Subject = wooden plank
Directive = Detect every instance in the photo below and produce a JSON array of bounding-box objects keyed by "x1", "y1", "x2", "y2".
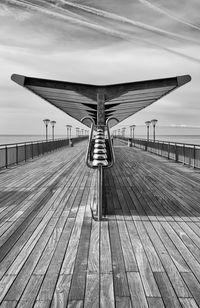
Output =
[
  {"x1": 181, "y1": 272, "x2": 200, "y2": 305},
  {"x1": 100, "y1": 274, "x2": 115, "y2": 308},
  {"x1": 115, "y1": 297, "x2": 132, "y2": 308},
  {"x1": 84, "y1": 273, "x2": 99, "y2": 308},
  {"x1": 100, "y1": 221, "x2": 112, "y2": 274},
  {"x1": 108, "y1": 219, "x2": 130, "y2": 297},
  {"x1": 147, "y1": 297, "x2": 165, "y2": 308},
  {"x1": 127, "y1": 272, "x2": 148, "y2": 308},
  {"x1": 5, "y1": 215, "x2": 58, "y2": 300},
  {"x1": 0, "y1": 301, "x2": 17, "y2": 308},
  {"x1": 154, "y1": 272, "x2": 182, "y2": 308},
  {"x1": 115, "y1": 211, "x2": 138, "y2": 272},
  {"x1": 126, "y1": 221, "x2": 160, "y2": 297},
  {"x1": 68, "y1": 216, "x2": 92, "y2": 301},
  {"x1": 161, "y1": 221, "x2": 200, "y2": 282},
  {"x1": 67, "y1": 300, "x2": 83, "y2": 308},
  {"x1": 51, "y1": 274, "x2": 72, "y2": 308},
  {"x1": 144, "y1": 221, "x2": 190, "y2": 297},
  {"x1": 33, "y1": 300, "x2": 51, "y2": 308},
  {"x1": 152, "y1": 221, "x2": 190, "y2": 273},
  {"x1": 87, "y1": 219, "x2": 99, "y2": 273},
  {"x1": 179, "y1": 298, "x2": 199, "y2": 308},
  {"x1": 17, "y1": 275, "x2": 43, "y2": 307},
  {"x1": 134, "y1": 220, "x2": 164, "y2": 272}
]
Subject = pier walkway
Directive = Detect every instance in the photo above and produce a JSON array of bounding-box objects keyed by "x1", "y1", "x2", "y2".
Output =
[{"x1": 0, "y1": 140, "x2": 200, "y2": 307}]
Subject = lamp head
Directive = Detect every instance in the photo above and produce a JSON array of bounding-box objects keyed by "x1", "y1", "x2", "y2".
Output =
[
  {"x1": 145, "y1": 121, "x2": 151, "y2": 127},
  {"x1": 50, "y1": 120, "x2": 56, "y2": 127},
  {"x1": 43, "y1": 119, "x2": 50, "y2": 126},
  {"x1": 151, "y1": 119, "x2": 158, "y2": 126}
]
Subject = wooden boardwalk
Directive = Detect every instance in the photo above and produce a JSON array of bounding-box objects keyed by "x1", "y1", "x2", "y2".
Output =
[{"x1": 0, "y1": 140, "x2": 200, "y2": 307}]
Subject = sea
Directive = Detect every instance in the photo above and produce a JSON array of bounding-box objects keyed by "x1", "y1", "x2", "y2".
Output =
[
  {"x1": 0, "y1": 134, "x2": 200, "y2": 146},
  {"x1": 0, "y1": 135, "x2": 67, "y2": 145},
  {"x1": 137, "y1": 135, "x2": 200, "y2": 145}
]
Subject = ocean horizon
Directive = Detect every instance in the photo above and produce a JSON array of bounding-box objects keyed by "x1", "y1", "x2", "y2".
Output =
[
  {"x1": 0, "y1": 134, "x2": 200, "y2": 146},
  {"x1": 0, "y1": 134, "x2": 68, "y2": 145}
]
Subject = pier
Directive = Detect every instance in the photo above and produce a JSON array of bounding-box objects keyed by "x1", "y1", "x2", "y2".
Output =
[{"x1": 0, "y1": 139, "x2": 200, "y2": 307}]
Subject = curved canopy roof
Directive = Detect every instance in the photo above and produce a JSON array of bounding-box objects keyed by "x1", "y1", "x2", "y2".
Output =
[{"x1": 11, "y1": 74, "x2": 191, "y2": 127}]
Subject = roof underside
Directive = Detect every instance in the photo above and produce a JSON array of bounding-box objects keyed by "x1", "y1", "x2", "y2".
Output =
[{"x1": 11, "y1": 74, "x2": 191, "y2": 128}]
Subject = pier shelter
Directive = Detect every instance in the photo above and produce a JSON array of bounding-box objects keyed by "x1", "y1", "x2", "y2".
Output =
[{"x1": 1, "y1": 73, "x2": 200, "y2": 307}]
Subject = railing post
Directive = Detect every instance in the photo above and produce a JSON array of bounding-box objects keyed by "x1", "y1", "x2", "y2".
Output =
[
  {"x1": 97, "y1": 165, "x2": 103, "y2": 221},
  {"x1": 168, "y1": 142, "x2": 170, "y2": 159},
  {"x1": 25, "y1": 143, "x2": 27, "y2": 162},
  {"x1": 16, "y1": 144, "x2": 18, "y2": 165},
  {"x1": 5, "y1": 146, "x2": 8, "y2": 168},
  {"x1": 193, "y1": 145, "x2": 196, "y2": 168},
  {"x1": 183, "y1": 144, "x2": 185, "y2": 165},
  {"x1": 175, "y1": 143, "x2": 178, "y2": 162},
  {"x1": 32, "y1": 143, "x2": 34, "y2": 159}
]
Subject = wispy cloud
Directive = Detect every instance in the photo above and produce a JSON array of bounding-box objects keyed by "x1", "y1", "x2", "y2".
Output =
[
  {"x1": 138, "y1": 0, "x2": 200, "y2": 32},
  {"x1": 170, "y1": 124, "x2": 200, "y2": 128},
  {"x1": 60, "y1": 0, "x2": 200, "y2": 45},
  {"x1": 2, "y1": 0, "x2": 200, "y2": 63}
]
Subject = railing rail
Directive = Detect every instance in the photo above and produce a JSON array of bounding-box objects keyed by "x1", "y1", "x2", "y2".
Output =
[
  {"x1": 115, "y1": 136, "x2": 200, "y2": 169},
  {"x1": 0, "y1": 136, "x2": 88, "y2": 169}
]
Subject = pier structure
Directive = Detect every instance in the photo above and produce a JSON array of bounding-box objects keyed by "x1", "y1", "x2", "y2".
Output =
[
  {"x1": 11, "y1": 73, "x2": 191, "y2": 221},
  {"x1": 0, "y1": 139, "x2": 200, "y2": 307},
  {"x1": 1, "y1": 73, "x2": 199, "y2": 306}
]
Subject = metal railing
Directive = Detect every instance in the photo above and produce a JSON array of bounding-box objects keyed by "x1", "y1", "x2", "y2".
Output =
[
  {"x1": 0, "y1": 136, "x2": 88, "y2": 169},
  {"x1": 115, "y1": 136, "x2": 200, "y2": 169}
]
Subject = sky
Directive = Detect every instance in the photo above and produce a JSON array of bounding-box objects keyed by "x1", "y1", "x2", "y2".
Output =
[{"x1": 0, "y1": 0, "x2": 200, "y2": 137}]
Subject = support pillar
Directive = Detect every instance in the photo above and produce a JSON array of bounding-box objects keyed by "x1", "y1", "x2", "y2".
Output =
[{"x1": 97, "y1": 91, "x2": 105, "y2": 129}]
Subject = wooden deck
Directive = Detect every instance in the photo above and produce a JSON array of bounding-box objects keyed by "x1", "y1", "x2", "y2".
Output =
[{"x1": 0, "y1": 140, "x2": 200, "y2": 307}]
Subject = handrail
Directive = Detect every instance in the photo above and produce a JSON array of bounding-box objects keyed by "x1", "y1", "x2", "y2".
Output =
[
  {"x1": 116, "y1": 136, "x2": 200, "y2": 148},
  {"x1": 82, "y1": 116, "x2": 119, "y2": 221},
  {"x1": 116, "y1": 136, "x2": 200, "y2": 169},
  {"x1": 81, "y1": 116, "x2": 95, "y2": 168},
  {"x1": 0, "y1": 136, "x2": 87, "y2": 169},
  {"x1": 106, "y1": 117, "x2": 119, "y2": 168},
  {"x1": 0, "y1": 137, "x2": 83, "y2": 148}
]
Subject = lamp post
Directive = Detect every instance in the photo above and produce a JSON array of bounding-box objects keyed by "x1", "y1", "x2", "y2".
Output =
[
  {"x1": 43, "y1": 119, "x2": 50, "y2": 142},
  {"x1": 130, "y1": 125, "x2": 136, "y2": 139},
  {"x1": 145, "y1": 121, "x2": 151, "y2": 142},
  {"x1": 66, "y1": 125, "x2": 72, "y2": 141},
  {"x1": 151, "y1": 119, "x2": 158, "y2": 142},
  {"x1": 122, "y1": 127, "x2": 126, "y2": 138},
  {"x1": 50, "y1": 121, "x2": 56, "y2": 141}
]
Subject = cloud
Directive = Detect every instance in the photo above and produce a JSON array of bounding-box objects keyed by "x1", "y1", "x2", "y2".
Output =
[
  {"x1": 1, "y1": 0, "x2": 200, "y2": 64},
  {"x1": 170, "y1": 124, "x2": 200, "y2": 128},
  {"x1": 1, "y1": 0, "x2": 200, "y2": 134},
  {"x1": 137, "y1": 0, "x2": 200, "y2": 32}
]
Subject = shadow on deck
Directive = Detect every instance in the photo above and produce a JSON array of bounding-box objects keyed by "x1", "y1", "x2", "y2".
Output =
[{"x1": 0, "y1": 140, "x2": 200, "y2": 308}]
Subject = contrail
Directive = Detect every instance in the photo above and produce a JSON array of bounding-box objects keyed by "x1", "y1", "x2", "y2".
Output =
[
  {"x1": 60, "y1": 0, "x2": 200, "y2": 45},
  {"x1": 5, "y1": 0, "x2": 200, "y2": 64},
  {"x1": 16, "y1": 0, "x2": 87, "y2": 21},
  {"x1": 138, "y1": 0, "x2": 200, "y2": 32}
]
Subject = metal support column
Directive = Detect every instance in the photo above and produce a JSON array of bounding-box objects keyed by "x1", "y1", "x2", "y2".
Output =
[{"x1": 97, "y1": 91, "x2": 105, "y2": 129}]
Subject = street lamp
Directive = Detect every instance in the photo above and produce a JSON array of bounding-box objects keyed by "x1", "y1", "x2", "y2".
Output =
[
  {"x1": 145, "y1": 121, "x2": 151, "y2": 142},
  {"x1": 50, "y1": 121, "x2": 56, "y2": 141},
  {"x1": 66, "y1": 125, "x2": 72, "y2": 140},
  {"x1": 122, "y1": 127, "x2": 126, "y2": 137},
  {"x1": 43, "y1": 119, "x2": 50, "y2": 141},
  {"x1": 130, "y1": 125, "x2": 136, "y2": 139},
  {"x1": 76, "y1": 127, "x2": 79, "y2": 137},
  {"x1": 151, "y1": 119, "x2": 158, "y2": 142}
]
